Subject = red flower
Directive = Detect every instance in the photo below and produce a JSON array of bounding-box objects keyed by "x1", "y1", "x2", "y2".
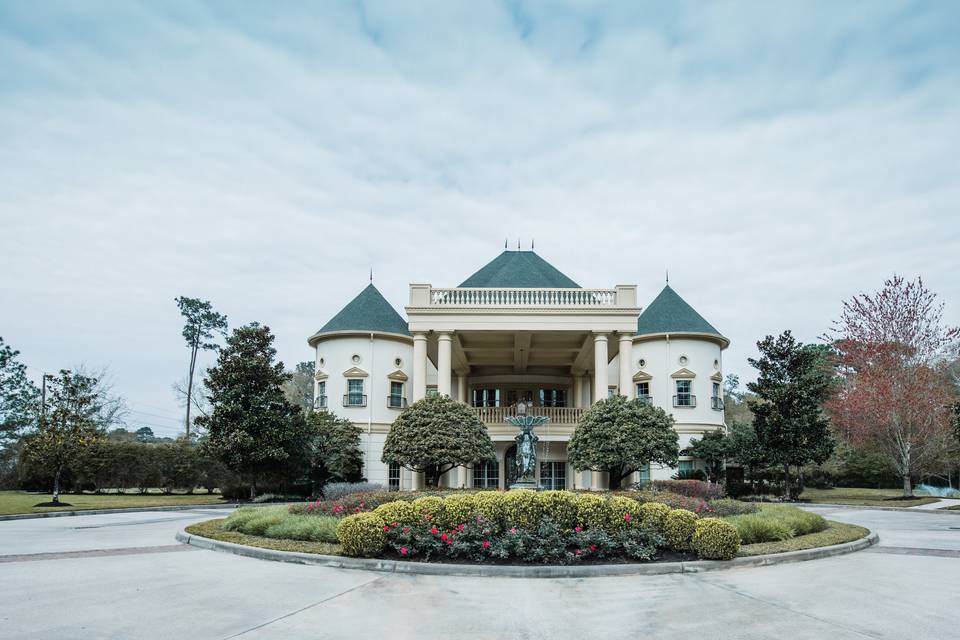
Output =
[
  {"x1": 482, "y1": 540, "x2": 491, "y2": 549},
  {"x1": 623, "y1": 513, "x2": 633, "y2": 522},
  {"x1": 589, "y1": 544, "x2": 597, "y2": 552},
  {"x1": 574, "y1": 526, "x2": 582, "y2": 533},
  {"x1": 403, "y1": 527, "x2": 410, "y2": 534},
  {"x1": 400, "y1": 547, "x2": 408, "y2": 556},
  {"x1": 383, "y1": 525, "x2": 390, "y2": 532},
  {"x1": 457, "y1": 524, "x2": 465, "y2": 531},
  {"x1": 431, "y1": 526, "x2": 439, "y2": 535},
  {"x1": 440, "y1": 533, "x2": 448, "y2": 542},
  {"x1": 575, "y1": 549, "x2": 583, "y2": 556}
]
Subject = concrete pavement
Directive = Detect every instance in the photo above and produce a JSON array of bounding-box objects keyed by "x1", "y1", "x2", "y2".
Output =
[{"x1": 0, "y1": 506, "x2": 958, "y2": 639}]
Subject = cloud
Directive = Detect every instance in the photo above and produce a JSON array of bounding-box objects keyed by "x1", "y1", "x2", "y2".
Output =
[{"x1": 1, "y1": 1, "x2": 958, "y2": 435}]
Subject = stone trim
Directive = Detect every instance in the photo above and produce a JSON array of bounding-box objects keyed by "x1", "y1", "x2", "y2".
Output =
[
  {"x1": 342, "y1": 366, "x2": 369, "y2": 378},
  {"x1": 670, "y1": 368, "x2": 696, "y2": 379}
]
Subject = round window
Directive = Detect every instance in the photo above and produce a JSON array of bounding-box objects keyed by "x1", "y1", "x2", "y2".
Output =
[
  {"x1": 318, "y1": 357, "x2": 325, "y2": 367},
  {"x1": 714, "y1": 359, "x2": 720, "y2": 369},
  {"x1": 637, "y1": 358, "x2": 647, "y2": 369},
  {"x1": 679, "y1": 355, "x2": 688, "y2": 366},
  {"x1": 394, "y1": 357, "x2": 403, "y2": 368},
  {"x1": 351, "y1": 354, "x2": 361, "y2": 364}
]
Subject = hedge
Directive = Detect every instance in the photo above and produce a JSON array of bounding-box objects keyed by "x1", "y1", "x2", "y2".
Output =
[
  {"x1": 691, "y1": 518, "x2": 740, "y2": 560},
  {"x1": 336, "y1": 512, "x2": 388, "y2": 557}
]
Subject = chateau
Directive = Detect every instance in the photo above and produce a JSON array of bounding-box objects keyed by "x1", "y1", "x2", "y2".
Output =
[{"x1": 308, "y1": 250, "x2": 728, "y2": 491}]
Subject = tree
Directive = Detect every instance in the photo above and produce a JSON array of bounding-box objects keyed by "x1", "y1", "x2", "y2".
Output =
[
  {"x1": 305, "y1": 410, "x2": 364, "y2": 490},
  {"x1": 748, "y1": 331, "x2": 835, "y2": 498},
  {"x1": 283, "y1": 361, "x2": 316, "y2": 416},
  {"x1": 0, "y1": 337, "x2": 39, "y2": 448},
  {"x1": 568, "y1": 395, "x2": 679, "y2": 490},
  {"x1": 175, "y1": 297, "x2": 228, "y2": 439},
  {"x1": 23, "y1": 370, "x2": 109, "y2": 503},
  {"x1": 722, "y1": 373, "x2": 754, "y2": 424},
  {"x1": 727, "y1": 420, "x2": 766, "y2": 482},
  {"x1": 196, "y1": 323, "x2": 306, "y2": 499},
  {"x1": 827, "y1": 276, "x2": 959, "y2": 497},
  {"x1": 687, "y1": 429, "x2": 729, "y2": 483},
  {"x1": 135, "y1": 426, "x2": 156, "y2": 443},
  {"x1": 381, "y1": 395, "x2": 496, "y2": 487}
]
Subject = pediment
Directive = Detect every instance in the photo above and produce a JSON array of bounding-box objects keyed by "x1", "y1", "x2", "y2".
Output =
[
  {"x1": 387, "y1": 369, "x2": 408, "y2": 382},
  {"x1": 632, "y1": 370, "x2": 653, "y2": 382},
  {"x1": 314, "y1": 370, "x2": 329, "y2": 381},
  {"x1": 710, "y1": 371, "x2": 723, "y2": 382},
  {"x1": 342, "y1": 366, "x2": 369, "y2": 378},
  {"x1": 670, "y1": 368, "x2": 696, "y2": 379}
]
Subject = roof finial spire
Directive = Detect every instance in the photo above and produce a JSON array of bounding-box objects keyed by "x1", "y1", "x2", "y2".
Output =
[
  {"x1": 370, "y1": 267, "x2": 373, "y2": 283},
  {"x1": 665, "y1": 269, "x2": 669, "y2": 285},
  {"x1": 517, "y1": 238, "x2": 520, "y2": 250},
  {"x1": 531, "y1": 238, "x2": 535, "y2": 250},
  {"x1": 504, "y1": 238, "x2": 508, "y2": 250}
]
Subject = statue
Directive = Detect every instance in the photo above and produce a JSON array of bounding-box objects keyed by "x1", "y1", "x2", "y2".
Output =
[{"x1": 506, "y1": 402, "x2": 548, "y2": 490}]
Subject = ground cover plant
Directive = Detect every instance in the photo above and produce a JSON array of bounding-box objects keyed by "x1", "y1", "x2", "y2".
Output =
[
  {"x1": 223, "y1": 506, "x2": 338, "y2": 543},
  {"x1": 724, "y1": 504, "x2": 828, "y2": 544}
]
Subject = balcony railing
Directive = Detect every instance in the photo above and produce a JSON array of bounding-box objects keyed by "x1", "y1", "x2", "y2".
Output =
[
  {"x1": 428, "y1": 287, "x2": 619, "y2": 307},
  {"x1": 673, "y1": 394, "x2": 697, "y2": 408},
  {"x1": 343, "y1": 394, "x2": 367, "y2": 408},
  {"x1": 637, "y1": 394, "x2": 653, "y2": 404},
  {"x1": 470, "y1": 405, "x2": 586, "y2": 426},
  {"x1": 315, "y1": 395, "x2": 327, "y2": 409},
  {"x1": 387, "y1": 395, "x2": 408, "y2": 409}
]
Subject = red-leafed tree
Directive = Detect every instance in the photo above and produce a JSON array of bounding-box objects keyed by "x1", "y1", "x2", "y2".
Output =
[{"x1": 827, "y1": 276, "x2": 960, "y2": 497}]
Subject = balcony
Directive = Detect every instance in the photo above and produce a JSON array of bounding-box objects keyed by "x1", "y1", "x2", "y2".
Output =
[
  {"x1": 672, "y1": 394, "x2": 697, "y2": 408},
  {"x1": 315, "y1": 395, "x2": 328, "y2": 409},
  {"x1": 387, "y1": 395, "x2": 408, "y2": 410},
  {"x1": 426, "y1": 287, "x2": 622, "y2": 308},
  {"x1": 470, "y1": 405, "x2": 586, "y2": 426},
  {"x1": 343, "y1": 394, "x2": 367, "y2": 408},
  {"x1": 637, "y1": 394, "x2": 653, "y2": 404},
  {"x1": 711, "y1": 396, "x2": 724, "y2": 410}
]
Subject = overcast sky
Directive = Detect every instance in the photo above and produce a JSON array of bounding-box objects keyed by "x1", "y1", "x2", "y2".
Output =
[{"x1": 2, "y1": 1, "x2": 958, "y2": 437}]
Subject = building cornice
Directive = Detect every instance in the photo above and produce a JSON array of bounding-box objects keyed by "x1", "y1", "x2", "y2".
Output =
[
  {"x1": 633, "y1": 331, "x2": 730, "y2": 349},
  {"x1": 308, "y1": 330, "x2": 414, "y2": 348}
]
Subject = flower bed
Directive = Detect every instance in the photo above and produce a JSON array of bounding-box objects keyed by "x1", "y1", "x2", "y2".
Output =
[{"x1": 335, "y1": 490, "x2": 740, "y2": 563}]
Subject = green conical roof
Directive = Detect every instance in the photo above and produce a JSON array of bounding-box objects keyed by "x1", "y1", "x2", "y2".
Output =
[
  {"x1": 637, "y1": 285, "x2": 725, "y2": 341},
  {"x1": 316, "y1": 284, "x2": 410, "y2": 336},
  {"x1": 459, "y1": 250, "x2": 580, "y2": 288}
]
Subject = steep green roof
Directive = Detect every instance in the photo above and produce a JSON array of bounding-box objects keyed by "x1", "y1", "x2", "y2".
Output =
[
  {"x1": 459, "y1": 251, "x2": 580, "y2": 288},
  {"x1": 637, "y1": 285, "x2": 725, "y2": 340},
  {"x1": 316, "y1": 284, "x2": 410, "y2": 336}
]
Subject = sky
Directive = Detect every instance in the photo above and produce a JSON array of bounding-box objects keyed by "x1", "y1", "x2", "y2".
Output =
[{"x1": 2, "y1": 1, "x2": 959, "y2": 438}]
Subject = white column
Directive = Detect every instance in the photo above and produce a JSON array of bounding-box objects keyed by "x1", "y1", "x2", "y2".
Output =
[
  {"x1": 619, "y1": 334, "x2": 633, "y2": 397},
  {"x1": 457, "y1": 373, "x2": 467, "y2": 404},
  {"x1": 591, "y1": 470, "x2": 608, "y2": 491},
  {"x1": 412, "y1": 333, "x2": 427, "y2": 401},
  {"x1": 437, "y1": 332, "x2": 452, "y2": 397},
  {"x1": 593, "y1": 333, "x2": 609, "y2": 403},
  {"x1": 464, "y1": 464, "x2": 474, "y2": 489},
  {"x1": 573, "y1": 376, "x2": 583, "y2": 408}
]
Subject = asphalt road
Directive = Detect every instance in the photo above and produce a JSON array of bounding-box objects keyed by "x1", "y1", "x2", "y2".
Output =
[{"x1": 1, "y1": 505, "x2": 958, "y2": 639}]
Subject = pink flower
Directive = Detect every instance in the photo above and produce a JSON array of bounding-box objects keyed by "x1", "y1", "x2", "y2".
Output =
[
  {"x1": 575, "y1": 549, "x2": 583, "y2": 556},
  {"x1": 482, "y1": 540, "x2": 491, "y2": 549},
  {"x1": 574, "y1": 526, "x2": 582, "y2": 533},
  {"x1": 457, "y1": 524, "x2": 465, "y2": 532},
  {"x1": 400, "y1": 547, "x2": 408, "y2": 556},
  {"x1": 431, "y1": 526, "x2": 439, "y2": 535},
  {"x1": 623, "y1": 513, "x2": 633, "y2": 522},
  {"x1": 440, "y1": 533, "x2": 448, "y2": 542},
  {"x1": 589, "y1": 544, "x2": 597, "y2": 552},
  {"x1": 509, "y1": 527, "x2": 517, "y2": 535},
  {"x1": 403, "y1": 527, "x2": 410, "y2": 534},
  {"x1": 383, "y1": 525, "x2": 390, "y2": 532}
]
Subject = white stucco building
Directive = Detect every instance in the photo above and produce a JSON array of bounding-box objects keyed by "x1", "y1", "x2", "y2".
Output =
[{"x1": 307, "y1": 250, "x2": 729, "y2": 491}]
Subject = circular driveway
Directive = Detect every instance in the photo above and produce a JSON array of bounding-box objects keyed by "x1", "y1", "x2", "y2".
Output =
[{"x1": 1, "y1": 506, "x2": 957, "y2": 639}]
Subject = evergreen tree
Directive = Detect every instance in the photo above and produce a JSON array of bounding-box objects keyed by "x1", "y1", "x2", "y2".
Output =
[
  {"x1": 748, "y1": 331, "x2": 835, "y2": 498},
  {"x1": 175, "y1": 297, "x2": 228, "y2": 439},
  {"x1": 305, "y1": 410, "x2": 364, "y2": 490},
  {"x1": 687, "y1": 429, "x2": 729, "y2": 483},
  {"x1": 283, "y1": 361, "x2": 316, "y2": 416},
  {"x1": 0, "y1": 337, "x2": 39, "y2": 448},
  {"x1": 197, "y1": 323, "x2": 306, "y2": 499},
  {"x1": 568, "y1": 395, "x2": 679, "y2": 490}
]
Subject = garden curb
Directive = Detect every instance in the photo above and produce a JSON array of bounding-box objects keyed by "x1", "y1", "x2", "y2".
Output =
[
  {"x1": 0, "y1": 502, "x2": 246, "y2": 522},
  {"x1": 805, "y1": 502, "x2": 960, "y2": 514},
  {"x1": 175, "y1": 528, "x2": 879, "y2": 578}
]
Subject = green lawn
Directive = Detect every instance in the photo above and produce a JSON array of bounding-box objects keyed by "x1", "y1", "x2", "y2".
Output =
[
  {"x1": 737, "y1": 521, "x2": 869, "y2": 557},
  {"x1": 0, "y1": 490, "x2": 229, "y2": 516},
  {"x1": 799, "y1": 487, "x2": 939, "y2": 507},
  {"x1": 185, "y1": 518, "x2": 342, "y2": 555}
]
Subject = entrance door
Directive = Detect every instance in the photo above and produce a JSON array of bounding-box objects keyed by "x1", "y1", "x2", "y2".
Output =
[{"x1": 505, "y1": 444, "x2": 518, "y2": 487}]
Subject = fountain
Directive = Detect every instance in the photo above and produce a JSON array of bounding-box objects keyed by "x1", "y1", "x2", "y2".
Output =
[{"x1": 506, "y1": 402, "x2": 548, "y2": 490}]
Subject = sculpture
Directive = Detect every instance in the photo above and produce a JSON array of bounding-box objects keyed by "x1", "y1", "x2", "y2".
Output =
[{"x1": 506, "y1": 402, "x2": 548, "y2": 490}]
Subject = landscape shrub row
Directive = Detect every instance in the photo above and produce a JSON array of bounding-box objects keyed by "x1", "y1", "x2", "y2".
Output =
[
  {"x1": 646, "y1": 480, "x2": 726, "y2": 500},
  {"x1": 334, "y1": 490, "x2": 740, "y2": 562}
]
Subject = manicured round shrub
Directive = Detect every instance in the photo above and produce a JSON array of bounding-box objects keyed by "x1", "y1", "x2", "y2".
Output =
[
  {"x1": 437, "y1": 494, "x2": 478, "y2": 529},
  {"x1": 336, "y1": 512, "x2": 387, "y2": 557},
  {"x1": 691, "y1": 518, "x2": 740, "y2": 560},
  {"x1": 575, "y1": 493, "x2": 608, "y2": 529},
  {"x1": 662, "y1": 508, "x2": 698, "y2": 551},
  {"x1": 638, "y1": 502, "x2": 671, "y2": 533},
  {"x1": 411, "y1": 496, "x2": 444, "y2": 522},
  {"x1": 605, "y1": 495, "x2": 642, "y2": 530},
  {"x1": 536, "y1": 491, "x2": 579, "y2": 529},
  {"x1": 501, "y1": 490, "x2": 543, "y2": 529},
  {"x1": 373, "y1": 500, "x2": 420, "y2": 526},
  {"x1": 472, "y1": 491, "x2": 508, "y2": 529}
]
